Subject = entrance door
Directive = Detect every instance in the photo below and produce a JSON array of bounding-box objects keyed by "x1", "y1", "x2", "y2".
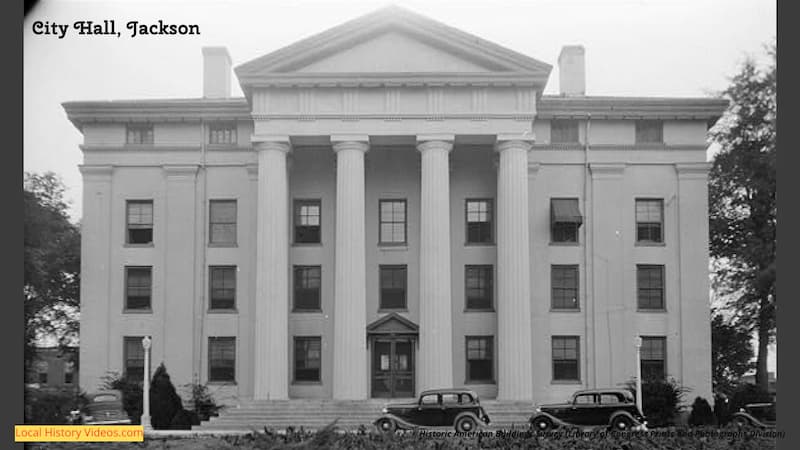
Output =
[{"x1": 371, "y1": 339, "x2": 414, "y2": 398}]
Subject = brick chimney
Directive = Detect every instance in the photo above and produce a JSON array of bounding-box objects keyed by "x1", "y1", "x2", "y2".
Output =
[
  {"x1": 202, "y1": 46, "x2": 232, "y2": 99},
  {"x1": 558, "y1": 45, "x2": 585, "y2": 96}
]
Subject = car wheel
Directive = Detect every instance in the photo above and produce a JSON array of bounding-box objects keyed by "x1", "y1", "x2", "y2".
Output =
[
  {"x1": 733, "y1": 416, "x2": 750, "y2": 428},
  {"x1": 376, "y1": 418, "x2": 396, "y2": 433},
  {"x1": 531, "y1": 416, "x2": 553, "y2": 431},
  {"x1": 610, "y1": 415, "x2": 633, "y2": 431},
  {"x1": 455, "y1": 416, "x2": 477, "y2": 432}
]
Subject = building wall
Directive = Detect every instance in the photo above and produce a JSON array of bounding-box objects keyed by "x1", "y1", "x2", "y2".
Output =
[{"x1": 77, "y1": 117, "x2": 712, "y2": 405}]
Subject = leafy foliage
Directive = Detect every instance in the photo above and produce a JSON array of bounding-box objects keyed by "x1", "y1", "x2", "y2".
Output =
[
  {"x1": 23, "y1": 172, "x2": 80, "y2": 366},
  {"x1": 625, "y1": 378, "x2": 690, "y2": 427},
  {"x1": 729, "y1": 383, "x2": 772, "y2": 413},
  {"x1": 24, "y1": 388, "x2": 87, "y2": 424},
  {"x1": 708, "y1": 41, "x2": 776, "y2": 391},
  {"x1": 150, "y1": 363, "x2": 188, "y2": 430},
  {"x1": 688, "y1": 397, "x2": 716, "y2": 427},
  {"x1": 711, "y1": 312, "x2": 755, "y2": 394},
  {"x1": 100, "y1": 371, "x2": 143, "y2": 424},
  {"x1": 185, "y1": 382, "x2": 222, "y2": 421}
]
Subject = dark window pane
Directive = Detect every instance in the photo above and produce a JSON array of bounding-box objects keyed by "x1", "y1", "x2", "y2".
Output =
[
  {"x1": 466, "y1": 337, "x2": 493, "y2": 382},
  {"x1": 552, "y1": 265, "x2": 579, "y2": 309},
  {"x1": 294, "y1": 200, "x2": 321, "y2": 243},
  {"x1": 640, "y1": 337, "x2": 666, "y2": 380},
  {"x1": 209, "y1": 337, "x2": 236, "y2": 382},
  {"x1": 552, "y1": 337, "x2": 580, "y2": 380},
  {"x1": 380, "y1": 266, "x2": 406, "y2": 309},
  {"x1": 636, "y1": 199, "x2": 663, "y2": 243},
  {"x1": 466, "y1": 200, "x2": 493, "y2": 243},
  {"x1": 294, "y1": 266, "x2": 321, "y2": 310},
  {"x1": 126, "y1": 267, "x2": 151, "y2": 310},
  {"x1": 379, "y1": 200, "x2": 406, "y2": 244},
  {"x1": 124, "y1": 336, "x2": 146, "y2": 382},
  {"x1": 210, "y1": 266, "x2": 236, "y2": 310},
  {"x1": 552, "y1": 222, "x2": 578, "y2": 243},
  {"x1": 295, "y1": 337, "x2": 321, "y2": 382},
  {"x1": 637, "y1": 265, "x2": 664, "y2": 309},
  {"x1": 126, "y1": 201, "x2": 153, "y2": 244},
  {"x1": 465, "y1": 266, "x2": 493, "y2": 310}
]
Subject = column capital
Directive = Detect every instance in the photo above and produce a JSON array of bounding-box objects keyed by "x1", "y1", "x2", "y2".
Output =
[
  {"x1": 495, "y1": 134, "x2": 534, "y2": 153},
  {"x1": 331, "y1": 135, "x2": 370, "y2": 154},
  {"x1": 416, "y1": 134, "x2": 454, "y2": 153},
  {"x1": 252, "y1": 135, "x2": 292, "y2": 153}
]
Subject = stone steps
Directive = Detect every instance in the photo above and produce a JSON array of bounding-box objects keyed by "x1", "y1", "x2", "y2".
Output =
[{"x1": 193, "y1": 400, "x2": 534, "y2": 432}]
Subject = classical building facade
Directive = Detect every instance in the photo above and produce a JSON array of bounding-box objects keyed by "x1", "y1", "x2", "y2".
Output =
[{"x1": 64, "y1": 6, "x2": 726, "y2": 405}]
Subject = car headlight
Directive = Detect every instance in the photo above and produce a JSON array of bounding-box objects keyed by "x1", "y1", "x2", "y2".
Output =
[
  {"x1": 535, "y1": 407, "x2": 541, "y2": 413},
  {"x1": 381, "y1": 407, "x2": 388, "y2": 414}
]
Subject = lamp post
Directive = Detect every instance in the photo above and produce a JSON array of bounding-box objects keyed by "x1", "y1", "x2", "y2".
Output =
[
  {"x1": 141, "y1": 336, "x2": 152, "y2": 431},
  {"x1": 634, "y1": 336, "x2": 643, "y2": 414}
]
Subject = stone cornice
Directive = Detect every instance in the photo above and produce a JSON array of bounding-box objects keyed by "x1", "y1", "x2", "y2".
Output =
[
  {"x1": 163, "y1": 165, "x2": 200, "y2": 178},
  {"x1": 78, "y1": 165, "x2": 114, "y2": 178},
  {"x1": 538, "y1": 95, "x2": 728, "y2": 121},
  {"x1": 530, "y1": 144, "x2": 708, "y2": 151},
  {"x1": 675, "y1": 162, "x2": 712, "y2": 178},
  {"x1": 252, "y1": 113, "x2": 535, "y2": 121},
  {"x1": 589, "y1": 163, "x2": 626, "y2": 178},
  {"x1": 239, "y1": 73, "x2": 547, "y2": 90}
]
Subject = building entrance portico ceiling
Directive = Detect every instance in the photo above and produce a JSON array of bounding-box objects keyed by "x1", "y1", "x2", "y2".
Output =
[{"x1": 237, "y1": 6, "x2": 552, "y2": 139}]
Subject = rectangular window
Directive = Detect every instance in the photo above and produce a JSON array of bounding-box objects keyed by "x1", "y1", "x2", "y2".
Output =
[
  {"x1": 123, "y1": 336, "x2": 145, "y2": 382},
  {"x1": 208, "y1": 337, "x2": 236, "y2": 382},
  {"x1": 465, "y1": 336, "x2": 494, "y2": 382},
  {"x1": 209, "y1": 123, "x2": 237, "y2": 145},
  {"x1": 209, "y1": 200, "x2": 237, "y2": 245},
  {"x1": 552, "y1": 336, "x2": 580, "y2": 381},
  {"x1": 552, "y1": 265, "x2": 579, "y2": 310},
  {"x1": 551, "y1": 198, "x2": 582, "y2": 243},
  {"x1": 379, "y1": 199, "x2": 407, "y2": 244},
  {"x1": 125, "y1": 267, "x2": 152, "y2": 310},
  {"x1": 635, "y1": 120, "x2": 663, "y2": 144},
  {"x1": 551, "y1": 119, "x2": 580, "y2": 143},
  {"x1": 465, "y1": 265, "x2": 493, "y2": 310},
  {"x1": 294, "y1": 337, "x2": 321, "y2": 382},
  {"x1": 379, "y1": 265, "x2": 407, "y2": 310},
  {"x1": 209, "y1": 266, "x2": 236, "y2": 310},
  {"x1": 294, "y1": 266, "x2": 321, "y2": 311},
  {"x1": 636, "y1": 199, "x2": 664, "y2": 243},
  {"x1": 294, "y1": 200, "x2": 321, "y2": 244},
  {"x1": 126, "y1": 200, "x2": 153, "y2": 245},
  {"x1": 641, "y1": 336, "x2": 666, "y2": 380},
  {"x1": 637, "y1": 265, "x2": 665, "y2": 310},
  {"x1": 126, "y1": 124, "x2": 154, "y2": 145},
  {"x1": 466, "y1": 199, "x2": 493, "y2": 244}
]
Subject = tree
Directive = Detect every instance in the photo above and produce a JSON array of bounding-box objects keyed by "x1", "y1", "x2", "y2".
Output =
[
  {"x1": 708, "y1": 41, "x2": 776, "y2": 392},
  {"x1": 710, "y1": 312, "x2": 754, "y2": 394},
  {"x1": 24, "y1": 172, "x2": 81, "y2": 367}
]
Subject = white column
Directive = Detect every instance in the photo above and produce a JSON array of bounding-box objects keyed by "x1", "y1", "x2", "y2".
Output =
[
  {"x1": 253, "y1": 137, "x2": 291, "y2": 400},
  {"x1": 332, "y1": 136, "x2": 369, "y2": 400},
  {"x1": 417, "y1": 135, "x2": 454, "y2": 391},
  {"x1": 496, "y1": 137, "x2": 534, "y2": 400},
  {"x1": 141, "y1": 336, "x2": 152, "y2": 430}
]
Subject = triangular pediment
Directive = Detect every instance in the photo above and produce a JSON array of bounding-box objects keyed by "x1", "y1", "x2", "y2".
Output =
[
  {"x1": 236, "y1": 5, "x2": 551, "y2": 89},
  {"x1": 367, "y1": 313, "x2": 419, "y2": 335}
]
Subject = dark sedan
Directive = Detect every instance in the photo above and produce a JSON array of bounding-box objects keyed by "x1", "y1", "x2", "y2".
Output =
[
  {"x1": 375, "y1": 388, "x2": 491, "y2": 432},
  {"x1": 530, "y1": 388, "x2": 647, "y2": 431}
]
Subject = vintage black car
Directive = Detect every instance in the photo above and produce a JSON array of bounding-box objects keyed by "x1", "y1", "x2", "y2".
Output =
[
  {"x1": 374, "y1": 388, "x2": 491, "y2": 432},
  {"x1": 530, "y1": 388, "x2": 646, "y2": 431},
  {"x1": 81, "y1": 390, "x2": 132, "y2": 425},
  {"x1": 731, "y1": 402, "x2": 776, "y2": 428}
]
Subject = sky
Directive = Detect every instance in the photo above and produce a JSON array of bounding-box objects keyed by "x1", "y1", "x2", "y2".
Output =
[{"x1": 24, "y1": 0, "x2": 776, "y2": 368}]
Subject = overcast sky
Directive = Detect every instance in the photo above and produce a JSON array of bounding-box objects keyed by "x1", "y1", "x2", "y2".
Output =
[{"x1": 24, "y1": 0, "x2": 776, "y2": 373}]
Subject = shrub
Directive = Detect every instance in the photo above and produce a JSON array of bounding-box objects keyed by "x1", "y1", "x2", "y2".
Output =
[
  {"x1": 688, "y1": 396, "x2": 716, "y2": 426},
  {"x1": 186, "y1": 382, "x2": 222, "y2": 421},
  {"x1": 149, "y1": 363, "x2": 185, "y2": 430},
  {"x1": 24, "y1": 388, "x2": 86, "y2": 424},
  {"x1": 169, "y1": 408, "x2": 194, "y2": 430},
  {"x1": 625, "y1": 377, "x2": 689, "y2": 427},
  {"x1": 100, "y1": 371, "x2": 142, "y2": 424}
]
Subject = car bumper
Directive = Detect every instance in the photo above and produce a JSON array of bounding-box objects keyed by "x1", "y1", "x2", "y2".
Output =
[{"x1": 84, "y1": 419, "x2": 132, "y2": 425}]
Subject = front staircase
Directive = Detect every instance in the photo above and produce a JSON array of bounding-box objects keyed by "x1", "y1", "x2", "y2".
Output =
[{"x1": 193, "y1": 399, "x2": 533, "y2": 432}]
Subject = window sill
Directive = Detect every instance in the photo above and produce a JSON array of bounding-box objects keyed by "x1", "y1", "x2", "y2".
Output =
[
  {"x1": 292, "y1": 309, "x2": 324, "y2": 314},
  {"x1": 207, "y1": 381, "x2": 237, "y2": 386},
  {"x1": 464, "y1": 242, "x2": 495, "y2": 247},
  {"x1": 208, "y1": 309, "x2": 238, "y2": 314},
  {"x1": 550, "y1": 308, "x2": 581, "y2": 313},
  {"x1": 464, "y1": 380, "x2": 496, "y2": 385},
  {"x1": 292, "y1": 242, "x2": 323, "y2": 247},
  {"x1": 378, "y1": 245, "x2": 408, "y2": 251},
  {"x1": 123, "y1": 309, "x2": 153, "y2": 314},
  {"x1": 549, "y1": 241, "x2": 580, "y2": 246},
  {"x1": 208, "y1": 243, "x2": 238, "y2": 248},
  {"x1": 124, "y1": 243, "x2": 154, "y2": 248},
  {"x1": 551, "y1": 380, "x2": 582, "y2": 385},
  {"x1": 637, "y1": 309, "x2": 667, "y2": 313},
  {"x1": 464, "y1": 308, "x2": 495, "y2": 313},
  {"x1": 292, "y1": 381, "x2": 322, "y2": 386},
  {"x1": 635, "y1": 242, "x2": 666, "y2": 247}
]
